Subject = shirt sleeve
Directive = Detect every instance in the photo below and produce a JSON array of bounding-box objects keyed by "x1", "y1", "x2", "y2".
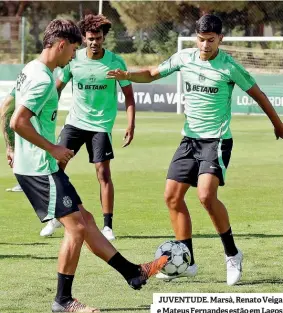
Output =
[
  {"x1": 19, "y1": 80, "x2": 53, "y2": 116},
  {"x1": 158, "y1": 52, "x2": 181, "y2": 77},
  {"x1": 116, "y1": 57, "x2": 131, "y2": 88},
  {"x1": 230, "y1": 61, "x2": 256, "y2": 91},
  {"x1": 57, "y1": 63, "x2": 72, "y2": 84}
]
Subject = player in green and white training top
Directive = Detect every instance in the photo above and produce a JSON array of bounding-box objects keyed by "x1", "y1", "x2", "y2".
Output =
[
  {"x1": 1, "y1": 18, "x2": 167, "y2": 313},
  {"x1": 41, "y1": 14, "x2": 136, "y2": 240},
  {"x1": 107, "y1": 14, "x2": 283, "y2": 286}
]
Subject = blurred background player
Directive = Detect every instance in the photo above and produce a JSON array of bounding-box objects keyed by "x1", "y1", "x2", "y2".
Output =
[
  {"x1": 2, "y1": 18, "x2": 167, "y2": 313},
  {"x1": 1, "y1": 87, "x2": 23, "y2": 192},
  {"x1": 107, "y1": 14, "x2": 283, "y2": 286},
  {"x1": 40, "y1": 14, "x2": 136, "y2": 241}
]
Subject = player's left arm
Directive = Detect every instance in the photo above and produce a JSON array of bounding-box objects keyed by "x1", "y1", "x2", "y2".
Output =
[
  {"x1": 121, "y1": 84, "x2": 135, "y2": 147},
  {"x1": 246, "y1": 84, "x2": 283, "y2": 139},
  {"x1": 0, "y1": 92, "x2": 16, "y2": 167}
]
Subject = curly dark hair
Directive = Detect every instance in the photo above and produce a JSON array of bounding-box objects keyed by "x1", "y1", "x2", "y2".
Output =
[
  {"x1": 78, "y1": 14, "x2": 112, "y2": 37},
  {"x1": 43, "y1": 19, "x2": 82, "y2": 48}
]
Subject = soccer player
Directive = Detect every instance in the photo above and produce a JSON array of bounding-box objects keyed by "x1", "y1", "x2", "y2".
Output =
[
  {"x1": 42, "y1": 14, "x2": 136, "y2": 241},
  {"x1": 2, "y1": 19, "x2": 167, "y2": 312},
  {"x1": 107, "y1": 14, "x2": 283, "y2": 286}
]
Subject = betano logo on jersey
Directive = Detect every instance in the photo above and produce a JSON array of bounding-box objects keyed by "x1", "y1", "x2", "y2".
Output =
[
  {"x1": 78, "y1": 83, "x2": 107, "y2": 90},
  {"x1": 185, "y1": 82, "x2": 219, "y2": 94}
]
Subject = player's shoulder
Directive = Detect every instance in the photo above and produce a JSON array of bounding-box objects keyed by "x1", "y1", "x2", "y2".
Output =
[
  {"x1": 22, "y1": 60, "x2": 53, "y2": 84},
  {"x1": 176, "y1": 48, "x2": 198, "y2": 58},
  {"x1": 218, "y1": 49, "x2": 238, "y2": 65},
  {"x1": 74, "y1": 47, "x2": 87, "y2": 60}
]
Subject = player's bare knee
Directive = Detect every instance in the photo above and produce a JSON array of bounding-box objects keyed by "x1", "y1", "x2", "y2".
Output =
[
  {"x1": 71, "y1": 223, "x2": 86, "y2": 243},
  {"x1": 198, "y1": 192, "x2": 215, "y2": 211},
  {"x1": 164, "y1": 191, "x2": 181, "y2": 210}
]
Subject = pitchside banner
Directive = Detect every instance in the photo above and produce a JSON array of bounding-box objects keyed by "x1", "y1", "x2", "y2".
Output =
[{"x1": 1, "y1": 71, "x2": 283, "y2": 114}]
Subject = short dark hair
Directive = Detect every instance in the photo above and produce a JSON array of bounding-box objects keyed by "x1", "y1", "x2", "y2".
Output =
[
  {"x1": 78, "y1": 14, "x2": 111, "y2": 37},
  {"x1": 195, "y1": 14, "x2": 222, "y2": 34},
  {"x1": 43, "y1": 19, "x2": 82, "y2": 48}
]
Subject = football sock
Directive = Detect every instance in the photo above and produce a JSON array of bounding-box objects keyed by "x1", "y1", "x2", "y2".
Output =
[
  {"x1": 180, "y1": 239, "x2": 195, "y2": 265},
  {"x1": 108, "y1": 252, "x2": 141, "y2": 280},
  {"x1": 55, "y1": 273, "x2": 74, "y2": 304},
  {"x1": 220, "y1": 227, "x2": 238, "y2": 257},
  {"x1": 103, "y1": 213, "x2": 113, "y2": 229}
]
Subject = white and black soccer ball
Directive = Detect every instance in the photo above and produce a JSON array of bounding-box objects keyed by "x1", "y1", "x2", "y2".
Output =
[{"x1": 155, "y1": 240, "x2": 191, "y2": 276}]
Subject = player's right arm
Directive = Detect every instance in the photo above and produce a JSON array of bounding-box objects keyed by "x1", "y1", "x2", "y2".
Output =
[
  {"x1": 10, "y1": 106, "x2": 74, "y2": 164},
  {"x1": 107, "y1": 51, "x2": 181, "y2": 83},
  {"x1": 0, "y1": 89, "x2": 16, "y2": 167},
  {"x1": 107, "y1": 67, "x2": 161, "y2": 83}
]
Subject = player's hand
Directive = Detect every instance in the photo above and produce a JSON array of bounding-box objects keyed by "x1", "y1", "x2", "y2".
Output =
[
  {"x1": 274, "y1": 123, "x2": 283, "y2": 139},
  {"x1": 123, "y1": 126, "x2": 135, "y2": 147},
  {"x1": 6, "y1": 148, "x2": 14, "y2": 168},
  {"x1": 49, "y1": 145, "x2": 74, "y2": 163},
  {"x1": 107, "y1": 69, "x2": 128, "y2": 80}
]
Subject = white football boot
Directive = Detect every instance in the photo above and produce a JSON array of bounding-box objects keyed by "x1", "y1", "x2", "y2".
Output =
[
  {"x1": 6, "y1": 184, "x2": 23, "y2": 192},
  {"x1": 101, "y1": 226, "x2": 115, "y2": 241},
  {"x1": 40, "y1": 219, "x2": 62, "y2": 237},
  {"x1": 226, "y1": 249, "x2": 243, "y2": 286},
  {"x1": 156, "y1": 263, "x2": 198, "y2": 281}
]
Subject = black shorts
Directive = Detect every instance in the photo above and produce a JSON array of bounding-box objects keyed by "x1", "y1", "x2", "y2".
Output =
[
  {"x1": 58, "y1": 124, "x2": 114, "y2": 163},
  {"x1": 167, "y1": 137, "x2": 233, "y2": 187},
  {"x1": 15, "y1": 169, "x2": 82, "y2": 223}
]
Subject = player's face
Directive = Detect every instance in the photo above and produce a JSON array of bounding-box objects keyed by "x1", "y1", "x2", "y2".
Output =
[
  {"x1": 84, "y1": 30, "x2": 104, "y2": 55},
  {"x1": 57, "y1": 41, "x2": 79, "y2": 68},
  {"x1": 196, "y1": 32, "x2": 223, "y2": 61}
]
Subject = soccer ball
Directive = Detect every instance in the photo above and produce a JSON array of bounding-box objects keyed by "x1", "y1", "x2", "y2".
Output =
[{"x1": 155, "y1": 240, "x2": 191, "y2": 276}]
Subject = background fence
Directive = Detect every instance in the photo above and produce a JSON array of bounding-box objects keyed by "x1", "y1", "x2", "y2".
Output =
[{"x1": 2, "y1": 1, "x2": 283, "y2": 67}]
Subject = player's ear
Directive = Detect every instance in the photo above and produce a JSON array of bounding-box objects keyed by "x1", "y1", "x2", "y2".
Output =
[
  {"x1": 219, "y1": 34, "x2": 224, "y2": 43},
  {"x1": 58, "y1": 40, "x2": 66, "y2": 52},
  {"x1": 83, "y1": 36, "x2": 87, "y2": 44}
]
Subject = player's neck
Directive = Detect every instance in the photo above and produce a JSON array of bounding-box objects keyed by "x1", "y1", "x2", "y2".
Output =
[
  {"x1": 208, "y1": 49, "x2": 220, "y2": 61},
  {"x1": 86, "y1": 48, "x2": 105, "y2": 60},
  {"x1": 38, "y1": 50, "x2": 57, "y2": 72}
]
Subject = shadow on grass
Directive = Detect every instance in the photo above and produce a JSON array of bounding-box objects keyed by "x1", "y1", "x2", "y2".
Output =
[
  {"x1": 0, "y1": 242, "x2": 49, "y2": 246},
  {"x1": 101, "y1": 306, "x2": 149, "y2": 312},
  {"x1": 0, "y1": 254, "x2": 57, "y2": 260},
  {"x1": 116, "y1": 234, "x2": 283, "y2": 239},
  {"x1": 166, "y1": 278, "x2": 283, "y2": 285}
]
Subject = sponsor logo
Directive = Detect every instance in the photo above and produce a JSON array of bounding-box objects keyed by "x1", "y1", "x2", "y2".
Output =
[
  {"x1": 63, "y1": 196, "x2": 72, "y2": 208},
  {"x1": 78, "y1": 83, "x2": 107, "y2": 90},
  {"x1": 185, "y1": 82, "x2": 219, "y2": 94},
  {"x1": 105, "y1": 152, "x2": 112, "y2": 156}
]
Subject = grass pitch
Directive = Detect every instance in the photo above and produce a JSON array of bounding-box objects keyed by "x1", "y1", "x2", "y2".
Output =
[{"x1": 0, "y1": 112, "x2": 282, "y2": 313}]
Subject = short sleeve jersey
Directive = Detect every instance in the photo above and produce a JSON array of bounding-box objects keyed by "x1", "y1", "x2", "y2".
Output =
[
  {"x1": 158, "y1": 48, "x2": 256, "y2": 139},
  {"x1": 13, "y1": 60, "x2": 59, "y2": 175},
  {"x1": 57, "y1": 48, "x2": 131, "y2": 132}
]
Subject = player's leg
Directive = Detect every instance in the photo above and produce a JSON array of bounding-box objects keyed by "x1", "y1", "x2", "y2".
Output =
[
  {"x1": 77, "y1": 203, "x2": 168, "y2": 289},
  {"x1": 55, "y1": 168, "x2": 168, "y2": 290},
  {"x1": 40, "y1": 125, "x2": 86, "y2": 237},
  {"x1": 86, "y1": 132, "x2": 115, "y2": 240},
  {"x1": 197, "y1": 138, "x2": 242, "y2": 286},
  {"x1": 15, "y1": 171, "x2": 99, "y2": 312},
  {"x1": 157, "y1": 137, "x2": 198, "y2": 280}
]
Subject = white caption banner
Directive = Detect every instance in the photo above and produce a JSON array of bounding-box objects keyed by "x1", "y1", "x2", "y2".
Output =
[{"x1": 151, "y1": 293, "x2": 283, "y2": 313}]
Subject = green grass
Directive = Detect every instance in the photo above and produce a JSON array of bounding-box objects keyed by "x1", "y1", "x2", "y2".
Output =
[{"x1": 0, "y1": 112, "x2": 282, "y2": 313}]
